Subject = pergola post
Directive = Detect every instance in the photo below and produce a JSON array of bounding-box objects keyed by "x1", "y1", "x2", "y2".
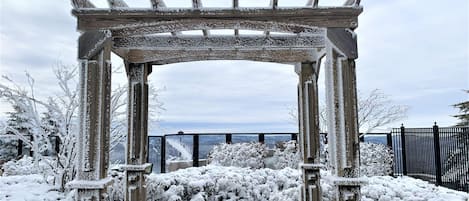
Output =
[
  {"x1": 325, "y1": 40, "x2": 364, "y2": 201},
  {"x1": 296, "y1": 62, "x2": 323, "y2": 201},
  {"x1": 122, "y1": 62, "x2": 153, "y2": 201},
  {"x1": 68, "y1": 31, "x2": 113, "y2": 201}
]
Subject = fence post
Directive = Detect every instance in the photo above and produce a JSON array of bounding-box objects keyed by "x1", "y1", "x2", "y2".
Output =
[
  {"x1": 359, "y1": 133, "x2": 365, "y2": 142},
  {"x1": 258, "y1": 133, "x2": 265, "y2": 144},
  {"x1": 433, "y1": 122, "x2": 442, "y2": 186},
  {"x1": 226, "y1": 133, "x2": 232, "y2": 144},
  {"x1": 161, "y1": 136, "x2": 166, "y2": 173},
  {"x1": 386, "y1": 132, "x2": 393, "y2": 149},
  {"x1": 193, "y1": 134, "x2": 199, "y2": 167},
  {"x1": 291, "y1": 133, "x2": 298, "y2": 141},
  {"x1": 17, "y1": 139, "x2": 23, "y2": 157},
  {"x1": 400, "y1": 124, "x2": 407, "y2": 175},
  {"x1": 55, "y1": 136, "x2": 60, "y2": 154}
]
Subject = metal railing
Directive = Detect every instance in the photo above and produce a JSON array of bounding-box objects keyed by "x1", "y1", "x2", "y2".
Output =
[
  {"x1": 148, "y1": 132, "x2": 299, "y2": 173},
  {"x1": 391, "y1": 124, "x2": 469, "y2": 193}
]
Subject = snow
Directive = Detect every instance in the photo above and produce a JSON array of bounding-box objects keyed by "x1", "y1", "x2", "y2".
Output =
[
  {"x1": 0, "y1": 174, "x2": 66, "y2": 201},
  {"x1": 1, "y1": 167, "x2": 468, "y2": 201}
]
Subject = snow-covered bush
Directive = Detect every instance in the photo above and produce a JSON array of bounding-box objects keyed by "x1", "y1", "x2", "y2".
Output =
[
  {"x1": 360, "y1": 142, "x2": 393, "y2": 176},
  {"x1": 145, "y1": 166, "x2": 301, "y2": 201},
  {"x1": 207, "y1": 142, "x2": 268, "y2": 169},
  {"x1": 2, "y1": 156, "x2": 53, "y2": 176},
  {"x1": 269, "y1": 140, "x2": 301, "y2": 169}
]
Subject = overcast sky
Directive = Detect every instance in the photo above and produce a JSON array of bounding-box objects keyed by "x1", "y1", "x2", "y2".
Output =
[{"x1": 0, "y1": 0, "x2": 468, "y2": 135}]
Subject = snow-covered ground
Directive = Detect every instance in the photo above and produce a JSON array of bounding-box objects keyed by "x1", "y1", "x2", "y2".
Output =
[{"x1": 1, "y1": 167, "x2": 468, "y2": 201}]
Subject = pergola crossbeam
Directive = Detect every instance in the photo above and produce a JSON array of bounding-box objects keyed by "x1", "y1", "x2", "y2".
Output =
[
  {"x1": 112, "y1": 20, "x2": 325, "y2": 37},
  {"x1": 116, "y1": 49, "x2": 318, "y2": 64},
  {"x1": 113, "y1": 35, "x2": 325, "y2": 50},
  {"x1": 73, "y1": 8, "x2": 362, "y2": 31}
]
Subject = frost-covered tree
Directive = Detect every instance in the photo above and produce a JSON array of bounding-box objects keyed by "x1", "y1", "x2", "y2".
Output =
[
  {"x1": 0, "y1": 64, "x2": 163, "y2": 191},
  {"x1": 289, "y1": 89, "x2": 409, "y2": 133},
  {"x1": 453, "y1": 90, "x2": 469, "y2": 126}
]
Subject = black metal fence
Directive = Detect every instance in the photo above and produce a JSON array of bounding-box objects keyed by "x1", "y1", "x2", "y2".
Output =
[
  {"x1": 148, "y1": 132, "x2": 299, "y2": 173},
  {"x1": 391, "y1": 124, "x2": 469, "y2": 193}
]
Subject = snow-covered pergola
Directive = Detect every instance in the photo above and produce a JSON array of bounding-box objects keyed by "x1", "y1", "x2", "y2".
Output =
[{"x1": 68, "y1": 0, "x2": 364, "y2": 200}]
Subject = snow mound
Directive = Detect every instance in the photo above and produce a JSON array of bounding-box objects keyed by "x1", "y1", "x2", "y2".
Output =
[
  {"x1": 0, "y1": 174, "x2": 66, "y2": 200},
  {"x1": 2, "y1": 156, "x2": 53, "y2": 176}
]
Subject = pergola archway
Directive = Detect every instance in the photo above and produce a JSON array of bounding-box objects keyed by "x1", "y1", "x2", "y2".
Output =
[{"x1": 68, "y1": 0, "x2": 364, "y2": 200}]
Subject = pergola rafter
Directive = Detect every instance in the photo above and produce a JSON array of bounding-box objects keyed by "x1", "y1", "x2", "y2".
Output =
[{"x1": 69, "y1": 0, "x2": 364, "y2": 201}]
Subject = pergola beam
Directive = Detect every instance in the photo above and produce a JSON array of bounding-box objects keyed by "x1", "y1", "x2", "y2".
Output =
[
  {"x1": 114, "y1": 49, "x2": 318, "y2": 64},
  {"x1": 112, "y1": 20, "x2": 325, "y2": 37},
  {"x1": 73, "y1": 7, "x2": 362, "y2": 31},
  {"x1": 113, "y1": 35, "x2": 325, "y2": 50}
]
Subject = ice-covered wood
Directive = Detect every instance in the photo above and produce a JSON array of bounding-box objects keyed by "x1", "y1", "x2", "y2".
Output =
[
  {"x1": 327, "y1": 28, "x2": 358, "y2": 59},
  {"x1": 116, "y1": 49, "x2": 318, "y2": 64},
  {"x1": 71, "y1": 0, "x2": 94, "y2": 8},
  {"x1": 108, "y1": 0, "x2": 128, "y2": 8},
  {"x1": 270, "y1": 0, "x2": 278, "y2": 9},
  {"x1": 78, "y1": 30, "x2": 112, "y2": 59},
  {"x1": 125, "y1": 63, "x2": 152, "y2": 201},
  {"x1": 67, "y1": 177, "x2": 114, "y2": 189},
  {"x1": 73, "y1": 41, "x2": 112, "y2": 201},
  {"x1": 73, "y1": 7, "x2": 362, "y2": 31},
  {"x1": 113, "y1": 35, "x2": 325, "y2": 50},
  {"x1": 112, "y1": 20, "x2": 325, "y2": 37},
  {"x1": 325, "y1": 42, "x2": 362, "y2": 201}
]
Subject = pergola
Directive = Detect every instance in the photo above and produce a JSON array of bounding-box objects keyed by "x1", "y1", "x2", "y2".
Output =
[{"x1": 68, "y1": 0, "x2": 364, "y2": 200}]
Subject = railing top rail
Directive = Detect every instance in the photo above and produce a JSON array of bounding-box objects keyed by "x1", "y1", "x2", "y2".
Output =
[{"x1": 149, "y1": 132, "x2": 299, "y2": 137}]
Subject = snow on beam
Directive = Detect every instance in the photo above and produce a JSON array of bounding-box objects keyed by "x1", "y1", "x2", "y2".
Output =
[
  {"x1": 71, "y1": 0, "x2": 94, "y2": 8},
  {"x1": 112, "y1": 20, "x2": 325, "y2": 37},
  {"x1": 107, "y1": 0, "x2": 128, "y2": 8},
  {"x1": 117, "y1": 49, "x2": 318, "y2": 64},
  {"x1": 73, "y1": 7, "x2": 362, "y2": 31},
  {"x1": 113, "y1": 35, "x2": 325, "y2": 50}
]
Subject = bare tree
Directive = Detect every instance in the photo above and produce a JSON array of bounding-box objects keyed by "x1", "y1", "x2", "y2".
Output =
[{"x1": 289, "y1": 89, "x2": 409, "y2": 133}]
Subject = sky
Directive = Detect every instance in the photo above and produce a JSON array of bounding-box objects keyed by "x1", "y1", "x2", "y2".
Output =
[{"x1": 0, "y1": 0, "x2": 468, "y2": 135}]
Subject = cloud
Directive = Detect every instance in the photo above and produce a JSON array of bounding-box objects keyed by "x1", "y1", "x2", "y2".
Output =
[{"x1": 0, "y1": 0, "x2": 467, "y2": 133}]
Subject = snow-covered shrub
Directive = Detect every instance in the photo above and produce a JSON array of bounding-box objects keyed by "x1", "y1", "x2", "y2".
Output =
[
  {"x1": 360, "y1": 142, "x2": 393, "y2": 176},
  {"x1": 207, "y1": 142, "x2": 268, "y2": 169},
  {"x1": 269, "y1": 140, "x2": 301, "y2": 169},
  {"x1": 145, "y1": 166, "x2": 302, "y2": 201},
  {"x1": 2, "y1": 156, "x2": 53, "y2": 176}
]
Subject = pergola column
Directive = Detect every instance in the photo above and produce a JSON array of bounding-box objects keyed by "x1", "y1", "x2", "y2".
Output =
[
  {"x1": 325, "y1": 45, "x2": 364, "y2": 201},
  {"x1": 296, "y1": 62, "x2": 323, "y2": 201},
  {"x1": 68, "y1": 31, "x2": 113, "y2": 201},
  {"x1": 122, "y1": 62, "x2": 153, "y2": 201}
]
